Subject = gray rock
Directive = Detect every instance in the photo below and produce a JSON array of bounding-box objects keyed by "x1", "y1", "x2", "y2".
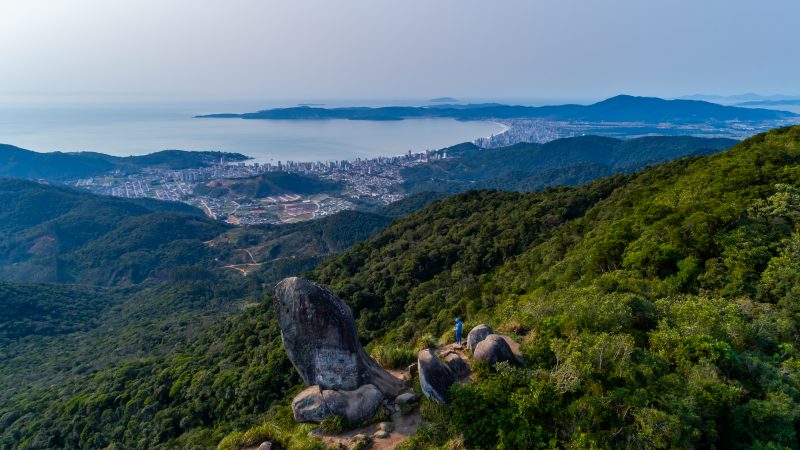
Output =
[
  {"x1": 395, "y1": 392, "x2": 418, "y2": 405},
  {"x1": 292, "y1": 384, "x2": 384, "y2": 424},
  {"x1": 274, "y1": 277, "x2": 402, "y2": 397},
  {"x1": 257, "y1": 442, "x2": 272, "y2": 450},
  {"x1": 417, "y1": 349, "x2": 456, "y2": 403},
  {"x1": 473, "y1": 334, "x2": 517, "y2": 365},
  {"x1": 322, "y1": 384, "x2": 384, "y2": 424},
  {"x1": 373, "y1": 430, "x2": 390, "y2": 439},
  {"x1": 292, "y1": 386, "x2": 330, "y2": 423},
  {"x1": 466, "y1": 324, "x2": 493, "y2": 352},
  {"x1": 441, "y1": 350, "x2": 470, "y2": 379},
  {"x1": 407, "y1": 362, "x2": 418, "y2": 378}
]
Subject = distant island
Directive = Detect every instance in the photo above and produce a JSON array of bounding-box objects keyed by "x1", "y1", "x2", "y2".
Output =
[
  {"x1": 428, "y1": 97, "x2": 459, "y2": 103},
  {"x1": 737, "y1": 99, "x2": 800, "y2": 107},
  {"x1": 196, "y1": 95, "x2": 798, "y2": 123}
]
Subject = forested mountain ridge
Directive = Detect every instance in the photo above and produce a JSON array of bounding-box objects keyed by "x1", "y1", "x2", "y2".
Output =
[
  {"x1": 0, "y1": 144, "x2": 247, "y2": 181},
  {"x1": 401, "y1": 135, "x2": 737, "y2": 193},
  {"x1": 5, "y1": 126, "x2": 800, "y2": 449},
  {"x1": 0, "y1": 178, "x2": 220, "y2": 284},
  {"x1": 0, "y1": 180, "x2": 402, "y2": 450}
]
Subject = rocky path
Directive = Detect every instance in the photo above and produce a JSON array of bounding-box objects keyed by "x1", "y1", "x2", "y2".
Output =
[{"x1": 314, "y1": 367, "x2": 421, "y2": 450}]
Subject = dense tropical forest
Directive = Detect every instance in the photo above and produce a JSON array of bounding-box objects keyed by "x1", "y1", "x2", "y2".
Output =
[
  {"x1": 400, "y1": 135, "x2": 736, "y2": 193},
  {"x1": 3, "y1": 126, "x2": 800, "y2": 449}
]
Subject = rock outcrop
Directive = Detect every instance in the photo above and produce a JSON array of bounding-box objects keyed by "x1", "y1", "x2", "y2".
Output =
[
  {"x1": 466, "y1": 324, "x2": 493, "y2": 352},
  {"x1": 473, "y1": 333, "x2": 517, "y2": 365},
  {"x1": 292, "y1": 384, "x2": 384, "y2": 424},
  {"x1": 274, "y1": 277, "x2": 402, "y2": 398},
  {"x1": 292, "y1": 386, "x2": 331, "y2": 423},
  {"x1": 417, "y1": 349, "x2": 457, "y2": 403},
  {"x1": 441, "y1": 350, "x2": 470, "y2": 379}
]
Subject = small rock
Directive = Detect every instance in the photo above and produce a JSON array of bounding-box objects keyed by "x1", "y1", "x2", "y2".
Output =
[
  {"x1": 257, "y1": 442, "x2": 272, "y2": 450},
  {"x1": 473, "y1": 334, "x2": 517, "y2": 365},
  {"x1": 407, "y1": 363, "x2": 418, "y2": 378},
  {"x1": 466, "y1": 324, "x2": 493, "y2": 352},
  {"x1": 373, "y1": 430, "x2": 390, "y2": 439},
  {"x1": 395, "y1": 392, "x2": 418, "y2": 405}
]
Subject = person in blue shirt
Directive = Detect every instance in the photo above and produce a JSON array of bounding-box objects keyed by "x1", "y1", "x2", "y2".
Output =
[{"x1": 454, "y1": 318, "x2": 463, "y2": 345}]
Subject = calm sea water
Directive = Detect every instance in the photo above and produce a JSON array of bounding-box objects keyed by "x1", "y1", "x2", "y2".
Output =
[{"x1": 0, "y1": 101, "x2": 504, "y2": 163}]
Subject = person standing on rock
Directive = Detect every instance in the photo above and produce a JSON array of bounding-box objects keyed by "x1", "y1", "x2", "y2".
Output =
[{"x1": 454, "y1": 318, "x2": 463, "y2": 346}]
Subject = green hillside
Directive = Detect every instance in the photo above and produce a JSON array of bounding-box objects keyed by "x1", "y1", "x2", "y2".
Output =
[
  {"x1": 401, "y1": 135, "x2": 736, "y2": 193},
  {"x1": 4, "y1": 126, "x2": 800, "y2": 449},
  {"x1": 195, "y1": 172, "x2": 342, "y2": 199},
  {"x1": 0, "y1": 144, "x2": 248, "y2": 181},
  {"x1": 0, "y1": 179, "x2": 218, "y2": 284}
]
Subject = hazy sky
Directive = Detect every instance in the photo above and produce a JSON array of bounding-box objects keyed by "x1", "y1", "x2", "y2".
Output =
[{"x1": 0, "y1": 0, "x2": 798, "y2": 103}]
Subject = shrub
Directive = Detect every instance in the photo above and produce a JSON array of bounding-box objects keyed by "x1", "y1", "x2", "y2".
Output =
[
  {"x1": 417, "y1": 334, "x2": 438, "y2": 350},
  {"x1": 371, "y1": 344, "x2": 417, "y2": 369}
]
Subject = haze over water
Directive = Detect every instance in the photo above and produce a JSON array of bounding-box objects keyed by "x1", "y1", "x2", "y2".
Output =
[{"x1": 0, "y1": 101, "x2": 504, "y2": 163}]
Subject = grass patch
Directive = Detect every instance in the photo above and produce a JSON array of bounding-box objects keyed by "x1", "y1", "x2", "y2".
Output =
[
  {"x1": 319, "y1": 415, "x2": 345, "y2": 434},
  {"x1": 416, "y1": 333, "x2": 438, "y2": 351},
  {"x1": 371, "y1": 344, "x2": 417, "y2": 369},
  {"x1": 217, "y1": 407, "x2": 325, "y2": 450}
]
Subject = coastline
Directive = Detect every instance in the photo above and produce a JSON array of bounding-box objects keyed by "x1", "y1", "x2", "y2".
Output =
[{"x1": 488, "y1": 120, "x2": 511, "y2": 137}]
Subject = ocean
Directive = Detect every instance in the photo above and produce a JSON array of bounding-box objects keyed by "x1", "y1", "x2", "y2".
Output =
[{"x1": 0, "y1": 101, "x2": 504, "y2": 163}]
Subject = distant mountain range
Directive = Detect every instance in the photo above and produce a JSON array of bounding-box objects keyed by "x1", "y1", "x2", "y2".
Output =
[
  {"x1": 196, "y1": 95, "x2": 798, "y2": 123},
  {"x1": 0, "y1": 144, "x2": 248, "y2": 181},
  {"x1": 681, "y1": 93, "x2": 800, "y2": 103}
]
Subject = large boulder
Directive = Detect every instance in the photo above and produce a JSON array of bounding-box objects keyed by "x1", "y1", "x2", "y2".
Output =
[
  {"x1": 292, "y1": 384, "x2": 384, "y2": 424},
  {"x1": 292, "y1": 386, "x2": 330, "y2": 423},
  {"x1": 473, "y1": 334, "x2": 517, "y2": 365},
  {"x1": 322, "y1": 384, "x2": 384, "y2": 424},
  {"x1": 417, "y1": 349, "x2": 456, "y2": 403},
  {"x1": 274, "y1": 277, "x2": 402, "y2": 397},
  {"x1": 466, "y1": 324, "x2": 493, "y2": 352}
]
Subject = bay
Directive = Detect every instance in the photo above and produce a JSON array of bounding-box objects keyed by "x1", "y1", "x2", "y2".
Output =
[{"x1": 0, "y1": 101, "x2": 504, "y2": 163}]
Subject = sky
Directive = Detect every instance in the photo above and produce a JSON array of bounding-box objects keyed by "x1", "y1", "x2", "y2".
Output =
[{"x1": 0, "y1": 0, "x2": 798, "y2": 103}]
